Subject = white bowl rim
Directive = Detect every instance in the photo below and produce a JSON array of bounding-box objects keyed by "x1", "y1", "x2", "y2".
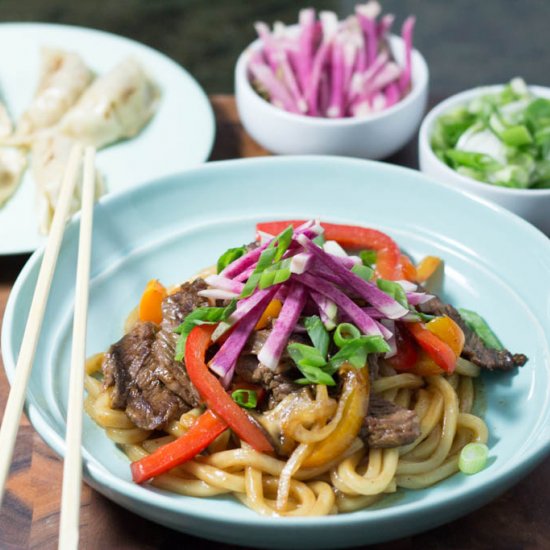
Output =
[
  {"x1": 419, "y1": 83, "x2": 550, "y2": 196},
  {"x1": 235, "y1": 33, "x2": 429, "y2": 126}
]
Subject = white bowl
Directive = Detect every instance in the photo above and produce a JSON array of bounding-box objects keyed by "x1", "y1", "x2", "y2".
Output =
[
  {"x1": 235, "y1": 35, "x2": 429, "y2": 159},
  {"x1": 419, "y1": 85, "x2": 550, "y2": 235}
]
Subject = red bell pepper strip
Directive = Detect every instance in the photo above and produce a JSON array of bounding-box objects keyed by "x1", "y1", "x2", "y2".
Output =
[
  {"x1": 256, "y1": 220, "x2": 402, "y2": 280},
  {"x1": 400, "y1": 254, "x2": 417, "y2": 282},
  {"x1": 131, "y1": 410, "x2": 227, "y2": 484},
  {"x1": 386, "y1": 323, "x2": 418, "y2": 372},
  {"x1": 185, "y1": 325, "x2": 274, "y2": 453},
  {"x1": 405, "y1": 322, "x2": 457, "y2": 373}
]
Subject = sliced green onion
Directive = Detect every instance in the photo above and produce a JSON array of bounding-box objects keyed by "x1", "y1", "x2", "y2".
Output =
[
  {"x1": 500, "y1": 125, "x2": 532, "y2": 146},
  {"x1": 333, "y1": 323, "x2": 361, "y2": 348},
  {"x1": 304, "y1": 315, "x2": 330, "y2": 358},
  {"x1": 287, "y1": 342, "x2": 335, "y2": 386},
  {"x1": 258, "y1": 259, "x2": 292, "y2": 290},
  {"x1": 329, "y1": 335, "x2": 390, "y2": 370},
  {"x1": 431, "y1": 80, "x2": 550, "y2": 189},
  {"x1": 458, "y1": 442, "x2": 489, "y2": 474},
  {"x1": 359, "y1": 249, "x2": 377, "y2": 266},
  {"x1": 352, "y1": 263, "x2": 374, "y2": 282},
  {"x1": 295, "y1": 365, "x2": 336, "y2": 386},
  {"x1": 458, "y1": 308, "x2": 504, "y2": 350},
  {"x1": 174, "y1": 300, "x2": 237, "y2": 360},
  {"x1": 273, "y1": 225, "x2": 294, "y2": 262},
  {"x1": 231, "y1": 389, "x2": 258, "y2": 409},
  {"x1": 241, "y1": 225, "x2": 293, "y2": 298},
  {"x1": 287, "y1": 343, "x2": 327, "y2": 368},
  {"x1": 377, "y1": 279, "x2": 409, "y2": 309},
  {"x1": 217, "y1": 246, "x2": 247, "y2": 274}
]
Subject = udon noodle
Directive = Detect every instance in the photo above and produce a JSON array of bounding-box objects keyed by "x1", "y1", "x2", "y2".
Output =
[
  {"x1": 83, "y1": 218, "x2": 519, "y2": 518},
  {"x1": 85, "y1": 345, "x2": 487, "y2": 516}
]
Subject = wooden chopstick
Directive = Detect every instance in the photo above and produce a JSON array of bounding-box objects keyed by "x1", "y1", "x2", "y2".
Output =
[
  {"x1": 0, "y1": 144, "x2": 84, "y2": 506},
  {"x1": 58, "y1": 146, "x2": 96, "y2": 550}
]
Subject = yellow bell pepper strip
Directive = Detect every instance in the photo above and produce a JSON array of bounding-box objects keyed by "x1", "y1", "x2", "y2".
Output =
[
  {"x1": 411, "y1": 351, "x2": 444, "y2": 376},
  {"x1": 138, "y1": 279, "x2": 167, "y2": 324},
  {"x1": 406, "y1": 321, "x2": 457, "y2": 374},
  {"x1": 404, "y1": 315, "x2": 464, "y2": 376},
  {"x1": 302, "y1": 364, "x2": 369, "y2": 468},
  {"x1": 185, "y1": 325, "x2": 274, "y2": 453},
  {"x1": 415, "y1": 256, "x2": 444, "y2": 294},
  {"x1": 254, "y1": 299, "x2": 282, "y2": 330},
  {"x1": 415, "y1": 256, "x2": 442, "y2": 282},
  {"x1": 131, "y1": 410, "x2": 227, "y2": 484},
  {"x1": 426, "y1": 315, "x2": 465, "y2": 357}
]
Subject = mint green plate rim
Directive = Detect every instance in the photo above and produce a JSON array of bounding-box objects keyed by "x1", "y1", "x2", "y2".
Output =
[{"x1": 2, "y1": 156, "x2": 550, "y2": 548}]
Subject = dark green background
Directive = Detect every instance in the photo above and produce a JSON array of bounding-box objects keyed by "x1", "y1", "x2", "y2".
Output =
[{"x1": 0, "y1": 0, "x2": 548, "y2": 97}]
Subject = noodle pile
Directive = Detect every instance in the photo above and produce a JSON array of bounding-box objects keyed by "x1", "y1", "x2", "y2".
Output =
[{"x1": 85, "y1": 350, "x2": 487, "y2": 517}]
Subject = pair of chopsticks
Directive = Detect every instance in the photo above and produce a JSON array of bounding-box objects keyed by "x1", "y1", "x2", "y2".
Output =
[{"x1": 0, "y1": 144, "x2": 96, "y2": 549}]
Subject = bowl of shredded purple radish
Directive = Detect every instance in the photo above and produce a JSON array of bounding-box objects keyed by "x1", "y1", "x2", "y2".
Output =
[{"x1": 235, "y1": 2, "x2": 429, "y2": 159}]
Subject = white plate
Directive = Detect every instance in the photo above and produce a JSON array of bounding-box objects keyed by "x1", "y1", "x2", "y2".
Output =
[{"x1": 0, "y1": 23, "x2": 215, "y2": 255}]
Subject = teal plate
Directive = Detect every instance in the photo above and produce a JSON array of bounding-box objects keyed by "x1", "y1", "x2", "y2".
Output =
[{"x1": 2, "y1": 157, "x2": 550, "y2": 548}]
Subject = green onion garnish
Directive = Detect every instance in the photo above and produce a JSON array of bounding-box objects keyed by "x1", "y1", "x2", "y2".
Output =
[
  {"x1": 359, "y1": 249, "x2": 377, "y2": 266},
  {"x1": 216, "y1": 245, "x2": 247, "y2": 273},
  {"x1": 458, "y1": 309, "x2": 504, "y2": 350},
  {"x1": 241, "y1": 225, "x2": 293, "y2": 298},
  {"x1": 287, "y1": 342, "x2": 336, "y2": 386},
  {"x1": 333, "y1": 323, "x2": 361, "y2": 348},
  {"x1": 304, "y1": 315, "x2": 330, "y2": 358},
  {"x1": 352, "y1": 263, "x2": 374, "y2": 282},
  {"x1": 174, "y1": 300, "x2": 236, "y2": 360},
  {"x1": 458, "y1": 442, "x2": 489, "y2": 475},
  {"x1": 231, "y1": 389, "x2": 258, "y2": 409},
  {"x1": 377, "y1": 279, "x2": 409, "y2": 309}
]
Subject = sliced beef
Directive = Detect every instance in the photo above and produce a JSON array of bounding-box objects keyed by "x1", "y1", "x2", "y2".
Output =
[
  {"x1": 367, "y1": 353, "x2": 381, "y2": 381},
  {"x1": 235, "y1": 329, "x2": 306, "y2": 408},
  {"x1": 361, "y1": 395, "x2": 420, "y2": 448},
  {"x1": 418, "y1": 295, "x2": 527, "y2": 371},
  {"x1": 102, "y1": 280, "x2": 207, "y2": 430},
  {"x1": 103, "y1": 321, "x2": 158, "y2": 409},
  {"x1": 235, "y1": 354, "x2": 301, "y2": 409},
  {"x1": 161, "y1": 279, "x2": 209, "y2": 329}
]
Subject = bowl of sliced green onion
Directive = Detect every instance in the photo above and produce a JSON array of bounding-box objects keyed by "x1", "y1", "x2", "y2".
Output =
[{"x1": 419, "y1": 78, "x2": 550, "y2": 235}]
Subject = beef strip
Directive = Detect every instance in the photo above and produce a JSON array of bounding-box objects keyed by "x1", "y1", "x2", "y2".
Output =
[
  {"x1": 102, "y1": 321, "x2": 158, "y2": 409},
  {"x1": 161, "y1": 278, "x2": 208, "y2": 329},
  {"x1": 361, "y1": 395, "x2": 420, "y2": 448},
  {"x1": 102, "y1": 280, "x2": 207, "y2": 430},
  {"x1": 418, "y1": 295, "x2": 527, "y2": 371},
  {"x1": 235, "y1": 329, "x2": 305, "y2": 408}
]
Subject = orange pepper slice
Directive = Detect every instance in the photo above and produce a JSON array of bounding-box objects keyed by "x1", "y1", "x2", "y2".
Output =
[
  {"x1": 400, "y1": 254, "x2": 417, "y2": 282},
  {"x1": 416, "y1": 256, "x2": 442, "y2": 283},
  {"x1": 138, "y1": 279, "x2": 167, "y2": 324},
  {"x1": 426, "y1": 315, "x2": 465, "y2": 357},
  {"x1": 254, "y1": 299, "x2": 282, "y2": 330}
]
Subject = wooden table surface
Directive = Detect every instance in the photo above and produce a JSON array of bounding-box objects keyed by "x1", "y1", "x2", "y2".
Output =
[{"x1": 0, "y1": 95, "x2": 548, "y2": 550}]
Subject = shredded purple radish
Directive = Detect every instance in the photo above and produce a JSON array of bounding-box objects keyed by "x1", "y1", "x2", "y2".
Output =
[
  {"x1": 257, "y1": 282, "x2": 308, "y2": 370},
  {"x1": 199, "y1": 219, "x2": 444, "y2": 386},
  {"x1": 297, "y1": 234, "x2": 409, "y2": 319},
  {"x1": 296, "y1": 272, "x2": 382, "y2": 337},
  {"x1": 210, "y1": 292, "x2": 275, "y2": 385},
  {"x1": 309, "y1": 289, "x2": 338, "y2": 330},
  {"x1": 203, "y1": 275, "x2": 244, "y2": 294},
  {"x1": 248, "y1": 3, "x2": 416, "y2": 118}
]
